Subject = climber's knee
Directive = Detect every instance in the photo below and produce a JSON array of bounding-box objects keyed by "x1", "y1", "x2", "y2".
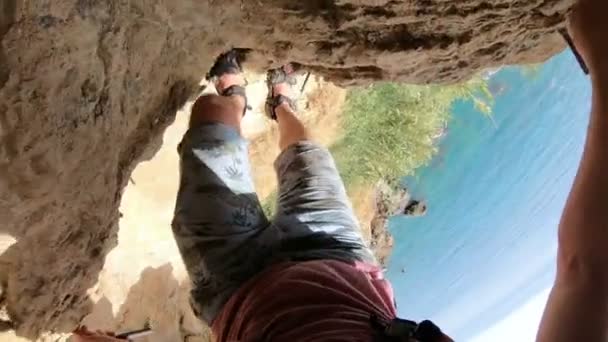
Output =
[{"x1": 189, "y1": 94, "x2": 242, "y2": 131}]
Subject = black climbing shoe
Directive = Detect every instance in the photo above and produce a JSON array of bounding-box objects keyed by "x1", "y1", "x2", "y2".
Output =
[
  {"x1": 265, "y1": 64, "x2": 300, "y2": 121},
  {"x1": 206, "y1": 48, "x2": 251, "y2": 116},
  {"x1": 206, "y1": 48, "x2": 249, "y2": 81}
]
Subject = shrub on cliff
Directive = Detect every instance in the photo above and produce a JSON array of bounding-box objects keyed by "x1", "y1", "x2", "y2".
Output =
[{"x1": 332, "y1": 78, "x2": 493, "y2": 187}]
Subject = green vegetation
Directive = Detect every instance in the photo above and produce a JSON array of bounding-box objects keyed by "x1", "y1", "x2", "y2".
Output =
[
  {"x1": 519, "y1": 63, "x2": 543, "y2": 80},
  {"x1": 262, "y1": 191, "x2": 277, "y2": 218},
  {"x1": 261, "y1": 78, "x2": 493, "y2": 218},
  {"x1": 332, "y1": 79, "x2": 493, "y2": 188}
]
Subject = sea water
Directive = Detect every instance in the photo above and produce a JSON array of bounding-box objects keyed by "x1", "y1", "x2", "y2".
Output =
[{"x1": 386, "y1": 51, "x2": 592, "y2": 340}]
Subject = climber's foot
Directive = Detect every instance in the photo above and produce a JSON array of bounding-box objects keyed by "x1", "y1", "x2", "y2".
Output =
[
  {"x1": 271, "y1": 82, "x2": 292, "y2": 99},
  {"x1": 207, "y1": 49, "x2": 247, "y2": 84},
  {"x1": 207, "y1": 49, "x2": 249, "y2": 115},
  {"x1": 216, "y1": 73, "x2": 246, "y2": 94},
  {"x1": 265, "y1": 64, "x2": 299, "y2": 120}
]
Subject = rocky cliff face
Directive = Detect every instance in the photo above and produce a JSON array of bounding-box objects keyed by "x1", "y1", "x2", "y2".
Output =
[{"x1": 0, "y1": 0, "x2": 572, "y2": 338}]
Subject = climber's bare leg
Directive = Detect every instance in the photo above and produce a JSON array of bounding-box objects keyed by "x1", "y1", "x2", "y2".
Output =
[
  {"x1": 189, "y1": 74, "x2": 246, "y2": 132},
  {"x1": 174, "y1": 65, "x2": 270, "y2": 324},
  {"x1": 273, "y1": 83, "x2": 310, "y2": 150},
  {"x1": 271, "y1": 76, "x2": 376, "y2": 265}
]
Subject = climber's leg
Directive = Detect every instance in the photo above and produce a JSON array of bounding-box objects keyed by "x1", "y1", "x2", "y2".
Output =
[
  {"x1": 268, "y1": 68, "x2": 376, "y2": 265},
  {"x1": 275, "y1": 99, "x2": 310, "y2": 151},
  {"x1": 172, "y1": 52, "x2": 271, "y2": 324}
]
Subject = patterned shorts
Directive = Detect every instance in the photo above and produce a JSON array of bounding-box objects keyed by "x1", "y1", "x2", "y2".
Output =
[{"x1": 172, "y1": 123, "x2": 375, "y2": 324}]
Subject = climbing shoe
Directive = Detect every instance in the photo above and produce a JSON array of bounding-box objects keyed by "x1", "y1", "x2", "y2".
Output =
[
  {"x1": 265, "y1": 63, "x2": 300, "y2": 121},
  {"x1": 206, "y1": 48, "x2": 251, "y2": 116}
]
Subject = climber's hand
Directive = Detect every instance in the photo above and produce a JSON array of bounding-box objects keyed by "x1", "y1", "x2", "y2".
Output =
[
  {"x1": 71, "y1": 326, "x2": 126, "y2": 342},
  {"x1": 568, "y1": 0, "x2": 608, "y2": 79}
]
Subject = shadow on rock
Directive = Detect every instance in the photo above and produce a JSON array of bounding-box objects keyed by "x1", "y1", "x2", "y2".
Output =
[{"x1": 83, "y1": 263, "x2": 211, "y2": 342}]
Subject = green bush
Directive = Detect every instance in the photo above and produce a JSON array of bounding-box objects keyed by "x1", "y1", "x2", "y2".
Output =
[{"x1": 332, "y1": 79, "x2": 492, "y2": 188}]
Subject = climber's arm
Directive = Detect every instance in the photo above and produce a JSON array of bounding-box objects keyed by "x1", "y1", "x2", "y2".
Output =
[{"x1": 537, "y1": 1, "x2": 608, "y2": 341}]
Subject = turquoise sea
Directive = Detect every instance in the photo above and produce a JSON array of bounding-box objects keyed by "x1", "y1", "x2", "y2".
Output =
[{"x1": 386, "y1": 51, "x2": 592, "y2": 340}]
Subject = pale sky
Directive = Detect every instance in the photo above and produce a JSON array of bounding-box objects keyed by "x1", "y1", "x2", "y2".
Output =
[{"x1": 471, "y1": 288, "x2": 551, "y2": 342}]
